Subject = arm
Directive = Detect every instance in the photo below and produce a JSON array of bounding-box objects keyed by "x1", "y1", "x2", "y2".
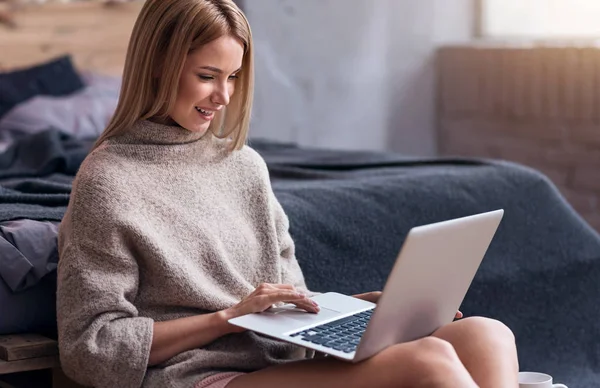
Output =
[
  {"x1": 150, "y1": 282, "x2": 321, "y2": 365},
  {"x1": 148, "y1": 311, "x2": 235, "y2": 366},
  {"x1": 269, "y1": 191, "x2": 319, "y2": 297},
  {"x1": 57, "y1": 240, "x2": 153, "y2": 388},
  {"x1": 57, "y1": 170, "x2": 154, "y2": 388}
]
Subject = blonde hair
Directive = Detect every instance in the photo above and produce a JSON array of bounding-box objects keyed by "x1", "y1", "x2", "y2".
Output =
[{"x1": 93, "y1": 0, "x2": 254, "y2": 152}]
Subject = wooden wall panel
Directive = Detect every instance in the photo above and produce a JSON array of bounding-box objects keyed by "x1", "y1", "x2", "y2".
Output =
[{"x1": 0, "y1": 1, "x2": 143, "y2": 75}]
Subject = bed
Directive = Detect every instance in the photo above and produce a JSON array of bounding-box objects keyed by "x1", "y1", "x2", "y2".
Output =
[{"x1": 1, "y1": 2, "x2": 600, "y2": 387}]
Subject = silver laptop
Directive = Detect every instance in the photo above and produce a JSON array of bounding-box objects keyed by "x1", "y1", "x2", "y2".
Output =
[{"x1": 228, "y1": 209, "x2": 504, "y2": 362}]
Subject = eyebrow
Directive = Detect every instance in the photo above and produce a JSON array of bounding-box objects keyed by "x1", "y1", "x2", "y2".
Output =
[{"x1": 197, "y1": 66, "x2": 242, "y2": 74}]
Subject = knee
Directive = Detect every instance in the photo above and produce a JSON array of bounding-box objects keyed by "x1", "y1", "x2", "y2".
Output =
[
  {"x1": 459, "y1": 316, "x2": 516, "y2": 347},
  {"x1": 399, "y1": 337, "x2": 465, "y2": 386},
  {"x1": 413, "y1": 336, "x2": 458, "y2": 361}
]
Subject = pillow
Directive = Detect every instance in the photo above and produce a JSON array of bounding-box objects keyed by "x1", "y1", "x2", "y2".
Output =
[
  {"x1": 0, "y1": 81, "x2": 120, "y2": 141},
  {"x1": 0, "y1": 56, "x2": 85, "y2": 119}
]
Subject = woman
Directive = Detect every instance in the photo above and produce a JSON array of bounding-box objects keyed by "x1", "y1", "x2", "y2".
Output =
[{"x1": 57, "y1": 0, "x2": 519, "y2": 387}]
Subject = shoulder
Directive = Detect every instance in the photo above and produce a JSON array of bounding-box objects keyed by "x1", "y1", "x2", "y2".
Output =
[
  {"x1": 69, "y1": 144, "x2": 138, "y2": 215},
  {"x1": 211, "y1": 136, "x2": 269, "y2": 174},
  {"x1": 232, "y1": 143, "x2": 269, "y2": 171},
  {"x1": 60, "y1": 146, "x2": 137, "y2": 248},
  {"x1": 228, "y1": 144, "x2": 271, "y2": 183},
  {"x1": 77, "y1": 144, "x2": 131, "y2": 185},
  {"x1": 206, "y1": 141, "x2": 275, "y2": 199}
]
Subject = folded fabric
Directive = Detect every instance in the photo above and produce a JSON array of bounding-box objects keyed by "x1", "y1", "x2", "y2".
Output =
[
  {"x1": 0, "y1": 219, "x2": 59, "y2": 293},
  {"x1": 0, "y1": 56, "x2": 85, "y2": 120},
  {"x1": 0, "y1": 272, "x2": 57, "y2": 335}
]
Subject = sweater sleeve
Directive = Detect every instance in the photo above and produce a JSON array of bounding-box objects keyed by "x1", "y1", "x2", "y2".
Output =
[
  {"x1": 269, "y1": 191, "x2": 320, "y2": 297},
  {"x1": 56, "y1": 167, "x2": 153, "y2": 388}
]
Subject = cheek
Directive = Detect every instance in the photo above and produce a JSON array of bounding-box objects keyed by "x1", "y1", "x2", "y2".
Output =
[{"x1": 177, "y1": 78, "x2": 211, "y2": 105}]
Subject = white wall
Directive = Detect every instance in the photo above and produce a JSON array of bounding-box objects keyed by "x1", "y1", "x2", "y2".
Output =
[{"x1": 245, "y1": 0, "x2": 474, "y2": 155}]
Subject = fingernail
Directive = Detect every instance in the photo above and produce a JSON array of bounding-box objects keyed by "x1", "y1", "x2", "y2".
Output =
[{"x1": 311, "y1": 300, "x2": 319, "y2": 306}]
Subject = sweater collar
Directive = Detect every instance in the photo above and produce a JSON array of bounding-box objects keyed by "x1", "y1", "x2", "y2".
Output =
[{"x1": 122, "y1": 119, "x2": 209, "y2": 146}]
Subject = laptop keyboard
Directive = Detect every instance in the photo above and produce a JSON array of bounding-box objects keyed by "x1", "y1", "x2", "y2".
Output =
[{"x1": 288, "y1": 309, "x2": 373, "y2": 353}]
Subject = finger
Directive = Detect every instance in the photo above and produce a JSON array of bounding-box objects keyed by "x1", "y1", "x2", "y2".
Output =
[
  {"x1": 455, "y1": 311, "x2": 463, "y2": 319},
  {"x1": 262, "y1": 288, "x2": 306, "y2": 300},
  {"x1": 269, "y1": 284, "x2": 295, "y2": 291},
  {"x1": 263, "y1": 289, "x2": 319, "y2": 313},
  {"x1": 272, "y1": 293, "x2": 320, "y2": 314},
  {"x1": 256, "y1": 291, "x2": 307, "y2": 308},
  {"x1": 292, "y1": 299, "x2": 320, "y2": 313},
  {"x1": 252, "y1": 284, "x2": 297, "y2": 298},
  {"x1": 248, "y1": 283, "x2": 280, "y2": 299},
  {"x1": 255, "y1": 283, "x2": 277, "y2": 292}
]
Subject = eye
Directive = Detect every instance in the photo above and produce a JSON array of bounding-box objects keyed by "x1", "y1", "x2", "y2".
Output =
[
  {"x1": 198, "y1": 74, "x2": 214, "y2": 81},
  {"x1": 228, "y1": 74, "x2": 239, "y2": 81}
]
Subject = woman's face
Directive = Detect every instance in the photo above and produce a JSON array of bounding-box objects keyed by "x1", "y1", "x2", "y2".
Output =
[{"x1": 168, "y1": 35, "x2": 244, "y2": 133}]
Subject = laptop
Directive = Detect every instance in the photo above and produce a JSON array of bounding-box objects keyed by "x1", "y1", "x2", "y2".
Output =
[{"x1": 228, "y1": 209, "x2": 504, "y2": 362}]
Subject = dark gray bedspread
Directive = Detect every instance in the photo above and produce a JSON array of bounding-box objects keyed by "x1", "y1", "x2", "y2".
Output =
[
  {"x1": 254, "y1": 140, "x2": 600, "y2": 387},
  {"x1": 0, "y1": 131, "x2": 598, "y2": 387}
]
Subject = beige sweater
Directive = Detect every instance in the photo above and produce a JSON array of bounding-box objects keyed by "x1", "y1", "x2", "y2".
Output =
[{"x1": 57, "y1": 120, "x2": 313, "y2": 388}]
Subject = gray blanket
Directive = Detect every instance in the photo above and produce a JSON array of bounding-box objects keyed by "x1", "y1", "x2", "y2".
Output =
[
  {"x1": 0, "y1": 132, "x2": 599, "y2": 387},
  {"x1": 0, "y1": 129, "x2": 91, "y2": 221},
  {"x1": 255, "y1": 139, "x2": 600, "y2": 387}
]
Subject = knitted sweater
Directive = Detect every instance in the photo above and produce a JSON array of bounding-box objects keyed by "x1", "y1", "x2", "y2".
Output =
[{"x1": 56, "y1": 120, "x2": 312, "y2": 388}]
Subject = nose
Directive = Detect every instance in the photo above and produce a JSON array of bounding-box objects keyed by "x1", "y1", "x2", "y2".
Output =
[{"x1": 210, "y1": 81, "x2": 231, "y2": 106}]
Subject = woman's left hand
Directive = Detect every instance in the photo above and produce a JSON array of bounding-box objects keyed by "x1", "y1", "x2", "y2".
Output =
[
  {"x1": 354, "y1": 291, "x2": 464, "y2": 320},
  {"x1": 352, "y1": 291, "x2": 382, "y2": 303}
]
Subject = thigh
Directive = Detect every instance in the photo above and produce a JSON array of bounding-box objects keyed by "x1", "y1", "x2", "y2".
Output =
[{"x1": 226, "y1": 337, "x2": 470, "y2": 388}]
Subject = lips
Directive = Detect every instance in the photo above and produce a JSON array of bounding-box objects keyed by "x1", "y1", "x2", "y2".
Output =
[{"x1": 195, "y1": 107, "x2": 213, "y2": 116}]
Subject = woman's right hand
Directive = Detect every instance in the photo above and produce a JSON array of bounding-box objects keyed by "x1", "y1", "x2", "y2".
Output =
[{"x1": 221, "y1": 283, "x2": 320, "y2": 333}]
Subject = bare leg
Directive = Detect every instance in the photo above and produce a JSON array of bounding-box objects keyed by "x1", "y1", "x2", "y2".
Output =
[
  {"x1": 433, "y1": 317, "x2": 519, "y2": 388},
  {"x1": 227, "y1": 337, "x2": 478, "y2": 388}
]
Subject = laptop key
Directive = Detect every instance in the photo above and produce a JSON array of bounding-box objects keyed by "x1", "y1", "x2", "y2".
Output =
[
  {"x1": 302, "y1": 334, "x2": 325, "y2": 342},
  {"x1": 289, "y1": 310, "x2": 373, "y2": 345},
  {"x1": 323, "y1": 315, "x2": 361, "y2": 327}
]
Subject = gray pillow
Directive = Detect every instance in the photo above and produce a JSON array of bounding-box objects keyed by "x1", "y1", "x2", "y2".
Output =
[
  {"x1": 0, "y1": 72, "x2": 121, "y2": 144},
  {"x1": 0, "y1": 56, "x2": 85, "y2": 119}
]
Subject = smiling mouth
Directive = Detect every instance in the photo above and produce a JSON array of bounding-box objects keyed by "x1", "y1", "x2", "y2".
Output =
[{"x1": 195, "y1": 107, "x2": 214, "y2": 118}]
